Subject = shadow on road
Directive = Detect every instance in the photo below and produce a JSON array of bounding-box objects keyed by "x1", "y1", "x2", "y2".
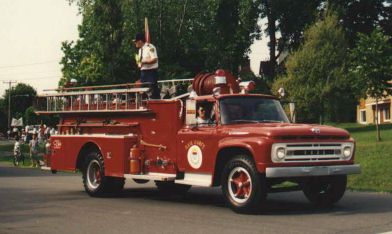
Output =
[
  {"x1": 115, "y1": 186, "x2": 392, "y2": 216},
  {"x1": 1, "y1": 163, "x2": 391, "y2": 217}
]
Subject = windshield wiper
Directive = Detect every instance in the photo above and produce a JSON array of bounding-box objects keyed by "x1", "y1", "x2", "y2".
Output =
[
  {"x1": 258, "y1": 120, "x2": 284, "y2": 123},
  {"x1": 227, "y1": 120, "x2": 260, "y2": 124}
]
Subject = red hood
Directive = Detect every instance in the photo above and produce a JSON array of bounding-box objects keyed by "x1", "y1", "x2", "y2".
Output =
[{"x1": 222, "y1": 123, "x2": 350, "y2": 138}]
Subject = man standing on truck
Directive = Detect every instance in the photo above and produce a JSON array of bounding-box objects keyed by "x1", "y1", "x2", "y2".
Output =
[{"x1": 134, "y1": 32, "x2": 160, "y2": 99}]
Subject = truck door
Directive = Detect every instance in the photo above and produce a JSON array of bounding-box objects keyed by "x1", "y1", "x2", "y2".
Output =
[{"x1": 177, "y1": 100, "x2": 218, "y2": 173}]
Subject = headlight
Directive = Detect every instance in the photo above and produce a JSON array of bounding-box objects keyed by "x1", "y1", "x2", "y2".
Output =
[
  {"x1": 276, "y1": 147, "x2": 286, "y2": 160},
  {"x1": 342, "y1": 146, "x2": 352, "y2": 158},
  {"x1": 341, "y1": 143, "x2": 354, "y2": 160},
  {"x1": 271, "y1": 144, "x2": 287, "y2": 162}
]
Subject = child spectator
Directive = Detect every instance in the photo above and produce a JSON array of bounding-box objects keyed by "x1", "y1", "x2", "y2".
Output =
[
  {"x1": 13, "y1": 136, "x2": 22, "y2": 166},
  {"x1": 29, "y1": 133, "x2": 39, "y2": 168}
]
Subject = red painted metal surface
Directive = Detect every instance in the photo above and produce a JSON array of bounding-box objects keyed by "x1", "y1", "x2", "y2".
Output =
[
  {"x1": 44, "y1": 90, "x2": 356, "y2": 182},
  {"x1": 192, "y1": 70, "x2": 240, "y2": 96}
]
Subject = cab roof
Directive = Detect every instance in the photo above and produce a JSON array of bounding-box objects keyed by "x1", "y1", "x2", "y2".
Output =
[{"x1": 193, "y1": 93, "x2": 277, "y2": 101}]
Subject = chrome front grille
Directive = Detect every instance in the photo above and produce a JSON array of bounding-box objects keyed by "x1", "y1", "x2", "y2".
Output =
[
  {"x1": 285, "y1": 143, "x2": 342, "y2": 161},
  {"x1": 271, "y1": 142, "x2": 353, "y2": 163}
]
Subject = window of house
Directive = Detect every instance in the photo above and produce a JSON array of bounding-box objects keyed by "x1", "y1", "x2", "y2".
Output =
[
  {"x1": 384, "y1": 106, "x2": 391, "y2": 121},
  {"x1": 360, "y1": 110, "x2": 366, "y2": 123}
]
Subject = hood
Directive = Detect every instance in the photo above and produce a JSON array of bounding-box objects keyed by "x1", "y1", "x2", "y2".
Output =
[{"x1": 223, "y1": 123, "x2": 350, "y2": 139}]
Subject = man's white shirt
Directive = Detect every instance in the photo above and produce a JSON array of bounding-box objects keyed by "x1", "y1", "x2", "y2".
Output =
[{"x1": 139, "y1": 43, "x2": 158, "y2": 70}]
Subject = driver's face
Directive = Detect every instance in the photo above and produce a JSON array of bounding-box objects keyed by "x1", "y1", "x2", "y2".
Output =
[{"x1": 198, "y1": 107, "x2": 206, "y2": 119}]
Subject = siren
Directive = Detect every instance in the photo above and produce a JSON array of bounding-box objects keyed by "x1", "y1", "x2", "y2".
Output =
[{"x1": 239, "y1": 81, "x2": 256, "y2": 94}]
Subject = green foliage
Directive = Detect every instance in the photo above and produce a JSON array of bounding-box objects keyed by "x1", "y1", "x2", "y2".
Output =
[
  {"x1": 327, "y1": 0, "x2": 392, "y2": 47},
  {"x1": 2, "y1": 83, "x2": 36, "y2": 121},
  {"x1": 273, "y1": 13, "x2": 356, "y2": 123},
  {"x1": 259, "y1": 0, "x2": 322, "y2": 79},
  {"x1": 23, "y1": 106, "x2": 59, "y2": 127},
  {"x1": 349, "y1": 28, "x2": 392, "y2": 100},
  {"x1": 61, "y1": 0, "x2": 260, "y2": 86},
  {"x1": 261, "y1": 0, "x2": 322, "y2": 53},
  {"x1": 24, "y1": 107, "x2": 38, "y2": 125},
  {"x1": 349, "y1": 28, "x2": 392, "y2": 141}
]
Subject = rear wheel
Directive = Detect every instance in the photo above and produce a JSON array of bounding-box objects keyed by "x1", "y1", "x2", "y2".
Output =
[
  {"x1": 155, "y1": 181, "x2": 191, "y2": 195},
  {"x1": 221, "y1": 156, "x2": 267, "y2": 214},
  {"x1": 301, "y1": 175, "x2": 347, "y2": 206},
  {"x1": 82, "y1": 151, "x2": 124, "y2": 197}
]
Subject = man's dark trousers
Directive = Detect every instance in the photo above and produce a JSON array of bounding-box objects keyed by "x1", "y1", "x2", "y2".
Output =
[{"x1": 141, "y1": 69, "x2": 160, "y2": 99}]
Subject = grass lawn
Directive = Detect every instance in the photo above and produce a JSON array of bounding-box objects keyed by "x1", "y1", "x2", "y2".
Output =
[
  {"x1": 0, "y1": 142, "x2": 43, "y2": 167},
  {"x1": 329, "y1": 123, "x2": 392, "y2": 193}
]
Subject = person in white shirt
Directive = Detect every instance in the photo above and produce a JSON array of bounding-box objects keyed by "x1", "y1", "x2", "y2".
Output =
[
  {"x1": 196, "y1": 106, "x2": 211, "y2": 125},
  {"x1": 134, "y1": 32, "x2": 160, "y2": 99}
]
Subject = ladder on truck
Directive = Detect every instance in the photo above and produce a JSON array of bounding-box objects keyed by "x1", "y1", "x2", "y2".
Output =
[{"x1": 35, "y1": 79, "x2": 193, "y2": 114}]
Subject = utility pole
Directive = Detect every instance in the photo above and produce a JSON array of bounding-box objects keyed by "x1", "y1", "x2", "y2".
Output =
[{"x1": 3, "y1": 81, "x2": 17, "y2": 130}]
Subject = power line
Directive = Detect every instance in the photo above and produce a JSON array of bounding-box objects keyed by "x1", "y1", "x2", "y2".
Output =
[{"x1": 0, "y1": 60, "x2": 58, "y2": 70}]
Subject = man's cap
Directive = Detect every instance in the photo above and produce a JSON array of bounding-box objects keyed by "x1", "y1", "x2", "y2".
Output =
[{"x1": 133, "y1": 32, "x2": 145, "y2": 42}]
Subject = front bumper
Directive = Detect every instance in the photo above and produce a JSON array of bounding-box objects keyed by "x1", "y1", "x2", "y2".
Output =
[{"x1": 266, "y1": 164, "x2": 361, "y2": 178}]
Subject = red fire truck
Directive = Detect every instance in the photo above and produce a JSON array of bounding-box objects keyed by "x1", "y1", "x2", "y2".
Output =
[{"x1": 36, "y1": 70, "x2": 360, "y2": 213}]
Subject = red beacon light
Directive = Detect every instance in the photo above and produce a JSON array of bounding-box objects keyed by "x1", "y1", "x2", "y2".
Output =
[
  {"x1": 214, "y1": 69, "x2": 230, "y2": 95},
  {"x1": 239, "y1": 81, "x2": 256, "y2": 94},
  {"x1": 214, "y1": 69, "x2": 227, "y2": 85}
]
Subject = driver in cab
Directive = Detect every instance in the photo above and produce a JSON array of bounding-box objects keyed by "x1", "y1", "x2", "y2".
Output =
[{"x1": 196, "y1": 105, "x2": 215, "y2": 125}]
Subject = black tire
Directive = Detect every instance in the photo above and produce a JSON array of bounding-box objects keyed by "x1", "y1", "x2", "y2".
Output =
[
  {"x1": 155, "y1": 181, "x2": 191, "y2": 195},
  {"x1": 301, "y1": 175, "x2": 347, "y2": 206},
  {"x1": 109, "y1": 177, "x2": 126, "y2": 194},
  {"x1": 82, "y1": 151, "x2": 124, "y2": 197},
  {"x1": 221, "y1": 156, "x2": 267, "y2": 214}
]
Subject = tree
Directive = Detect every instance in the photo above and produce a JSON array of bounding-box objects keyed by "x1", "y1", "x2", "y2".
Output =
[
  {"x1": 260, "y1": 0, "x2": 322, "y2": 80},
  {"x1": 0, "y1": 99, "x2": 7, "y2": 133},
  {"x1": 349, "y1": 28, "x2": 392, "y2": 141},
  {"x1": 61, "y1": 0, "x2": 132, "y2": 86},
  {"x1": 2, "y1": 83, "x2": 36, "y2": 120},
  {"x1": 61, "y1": 0, "x2": 260, "y2": 86},
  {"x1": 272, "y1": 13, "x2": 355, "y2": 123},
  {"x1": 326, "y1": 0, "x2": 392, "y2": 47}
]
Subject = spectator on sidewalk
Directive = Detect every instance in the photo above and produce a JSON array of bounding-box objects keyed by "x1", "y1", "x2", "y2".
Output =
[{"x1": 29, "y1": 133, "x2": 39, "y2": 168}]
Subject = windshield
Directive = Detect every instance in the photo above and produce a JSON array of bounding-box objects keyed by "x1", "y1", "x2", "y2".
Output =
[{"x1": 220, "y1": 97, "x2": 289, "y2": 124}]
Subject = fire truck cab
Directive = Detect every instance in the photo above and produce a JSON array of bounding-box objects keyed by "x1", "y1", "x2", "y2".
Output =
[{"x1": 36, "y1": 70, "x2": 360, "y2": 213}]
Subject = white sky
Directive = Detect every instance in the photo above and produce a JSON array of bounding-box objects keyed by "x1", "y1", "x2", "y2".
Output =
[{"x1": 0, "y1": 1, "x2": 268, "y2": 97}]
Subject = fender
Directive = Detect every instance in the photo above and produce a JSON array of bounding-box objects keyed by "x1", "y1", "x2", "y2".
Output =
[
  {"x1": 218, "y1": 136, "x2": 271, "y2": 173},
  {"x1": 76, "y1": 140, "x2": 102, "y2": 171}
]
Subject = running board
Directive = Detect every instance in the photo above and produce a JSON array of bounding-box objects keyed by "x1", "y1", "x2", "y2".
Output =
[
  {"x1": 124, "y1": 173, "x2": 176, "y2": 181},
  {"x1": 174, "y1": 173, "x2": 212, "y2": 187}
]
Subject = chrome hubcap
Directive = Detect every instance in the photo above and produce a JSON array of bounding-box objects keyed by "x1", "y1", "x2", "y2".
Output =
[
  {"x1": 228, "y1": 167, "x2": 252, "y2": 204},
  {"x1": 87, "y1": 160, "x2": 101, "y2": 189}
]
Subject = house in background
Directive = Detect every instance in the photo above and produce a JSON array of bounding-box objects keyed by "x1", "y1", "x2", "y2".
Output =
[{"x1": 357, "y1": 96, "x2": 391, "y2": 124}]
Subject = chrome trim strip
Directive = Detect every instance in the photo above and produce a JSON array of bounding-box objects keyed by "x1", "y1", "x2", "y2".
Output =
[
  {"x1": 175, "y1": 173, "x2": 212, "y2": 187},
  {"x1": 266, "y1": 164, "x2": 361, "y2": 178}
]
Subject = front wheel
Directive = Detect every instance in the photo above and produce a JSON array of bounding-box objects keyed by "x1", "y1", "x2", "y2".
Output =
[
  {"x1": 301, "y1": 175, "x2": 347, "y2": 206},
  {"x1": 221, "y1": 156, "x2": 267, "y2": 214}
]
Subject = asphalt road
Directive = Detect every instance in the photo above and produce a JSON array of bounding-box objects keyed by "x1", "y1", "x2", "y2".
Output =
[{"x1": 0, "y1": 163, "x2": 391, "y2": 234}]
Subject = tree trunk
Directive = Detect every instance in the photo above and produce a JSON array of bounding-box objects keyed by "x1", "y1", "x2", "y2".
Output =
[
  {"x1": 264, "y1": 0, "x2": 276, "y2": 79},
  {"x1": 375, "y1": 99, "x2": 381, "y2": 141}
]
